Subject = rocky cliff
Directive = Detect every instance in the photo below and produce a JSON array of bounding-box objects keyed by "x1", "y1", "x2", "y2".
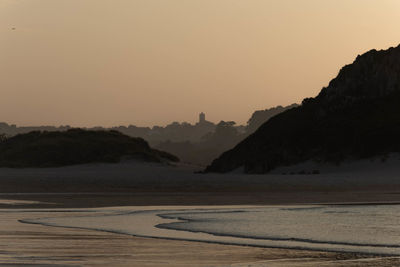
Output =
[{"x1": 205, "y1": 45, "x2": 400, "y2": 173}]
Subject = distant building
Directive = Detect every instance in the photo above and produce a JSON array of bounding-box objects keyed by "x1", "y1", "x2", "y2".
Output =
[{"x1": 199, "y1": 112, "x2": 206, "y2": 123}]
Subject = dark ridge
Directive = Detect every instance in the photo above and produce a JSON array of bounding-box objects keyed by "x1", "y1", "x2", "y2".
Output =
[
  {"x1": 205, "y1": 44, "x2": 400, "y2": 173},
  {"x1": 246, "y1": 104, "x2": 299, "y2": 133},
  {"x1": 0, "y1": 129, "x2": 179, "y2": 168}
]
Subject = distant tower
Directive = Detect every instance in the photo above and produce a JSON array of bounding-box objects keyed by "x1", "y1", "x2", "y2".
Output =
[{"x1": 199, "y1": 112, "x2": 206, "y2": 123}]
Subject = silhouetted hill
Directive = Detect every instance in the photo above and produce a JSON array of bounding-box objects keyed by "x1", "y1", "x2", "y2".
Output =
[
  {"x1": 246, "y1": 104, "x2": 298, "y2": 133},
  {"x1": 154, "y1": 107, "x2": 298, "y2": 166},
  {"x1": 1, "y1": 107, "x2": 296, "y2": 166},
  {"x1": 0, "y1": 129, "x2": 178, "y2": 168},
  {"x1": 156, "y1": 121, "x2": 245, "y2": 166},
  {"x1": 205, "y1": 45, "x2": 400, "y2": 173}
]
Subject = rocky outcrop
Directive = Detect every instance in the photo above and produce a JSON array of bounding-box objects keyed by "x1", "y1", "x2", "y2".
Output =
[
  {"x1": 205, "y1": 45, "x2": 400, "y2": 173},
  {"x1": 246, "y1": 104, "x2": 299, "y2": 133}
]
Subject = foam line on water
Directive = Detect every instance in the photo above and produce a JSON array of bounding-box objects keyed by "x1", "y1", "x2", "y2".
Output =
[{"x1": 19, "y1": 205, "x2": 400, "y2": 256}]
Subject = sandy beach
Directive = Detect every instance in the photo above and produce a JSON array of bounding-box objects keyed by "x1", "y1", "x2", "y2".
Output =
[
  {"x1": 1, "y1": 203, "x2": 400, "y2": 267},
  {"x1": 1, "y1": 161, "x2": 400, "y2": 266},
  {"x1": 1, "y1": 160, "x2": 400, "y2": 209}
]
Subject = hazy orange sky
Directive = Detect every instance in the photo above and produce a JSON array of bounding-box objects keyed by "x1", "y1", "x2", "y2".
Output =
[{"x1": 1, "y1": 0, "x2": 400, "y2": 127}]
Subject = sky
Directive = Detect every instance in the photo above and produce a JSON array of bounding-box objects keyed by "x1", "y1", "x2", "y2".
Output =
[{"x1": 1, "y1": 0, "x2": 400, "y2": 127}]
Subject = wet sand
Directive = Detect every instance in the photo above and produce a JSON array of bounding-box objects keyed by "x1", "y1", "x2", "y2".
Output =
[
  {"x1": 1, "y1": 161, "x2": 400, "y2": 266},
  {"x1": 1, "y1": 190, "x2": 400, "y2": 210},
  {"x1": 1, "y1": 205, "x2": 400, "y2": 267}
]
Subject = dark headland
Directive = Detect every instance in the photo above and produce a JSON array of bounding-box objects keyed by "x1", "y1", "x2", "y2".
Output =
[
  {"x1": 0, "y1": 129, "x2": 178, "y2": 168},
  {"x1": 206, "y1": 44, "x2": 400, "y2": 173}
]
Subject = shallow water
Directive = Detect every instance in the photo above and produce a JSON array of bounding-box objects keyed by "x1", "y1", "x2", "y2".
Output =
[{"x1": 22, "y1": 205, "x2": 400, "y2": 255}]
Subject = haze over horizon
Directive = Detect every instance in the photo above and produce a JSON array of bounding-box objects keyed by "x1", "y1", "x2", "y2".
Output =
[{"x1": 1, "y1": 0, "x2": 400, "y2": 127}]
